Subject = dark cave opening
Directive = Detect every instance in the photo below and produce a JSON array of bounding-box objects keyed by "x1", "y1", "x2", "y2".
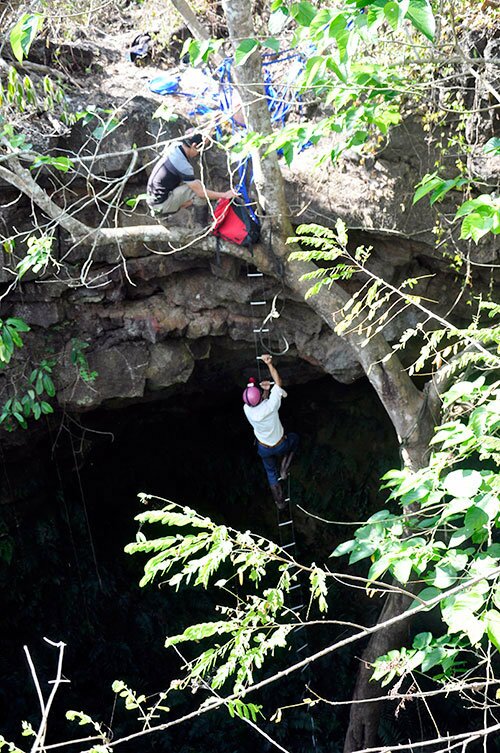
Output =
[{"x1": 1, "y1": 372, "x2": 439, "y2": 752}]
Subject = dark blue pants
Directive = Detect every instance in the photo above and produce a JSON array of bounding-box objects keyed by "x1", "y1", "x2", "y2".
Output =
[{"x1": 257, "y1": 433, "x2": 299, "y2": 486}]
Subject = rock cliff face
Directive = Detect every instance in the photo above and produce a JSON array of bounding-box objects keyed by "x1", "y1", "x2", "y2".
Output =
[{"x1": 0, "y1": 34, "x2": 498, "y2": 429}]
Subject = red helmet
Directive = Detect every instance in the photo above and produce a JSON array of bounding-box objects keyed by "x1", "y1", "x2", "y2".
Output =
[{"x1": 242, "y1": 377, "x2": 262, "y2": 406}]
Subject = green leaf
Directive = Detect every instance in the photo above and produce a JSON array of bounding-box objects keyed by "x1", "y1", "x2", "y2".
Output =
[
  {"x1": 493, "y1": 584, "x2": 500, "y2": 611},
  {"x1": 429, "y1": 177, "x2": 468, "y2": 205},
  {"x1": 483, "y1": 137, "x2": 500, "y2": 155},
  {"x1": 261, "y1": 37, "x2": 280, "y2": 52},
  {"x1": 7, "y1": 317, "x2": 30, "y2": 332},
  {"x1": 165, "y1": 620, "x2": 235, "y2": 647},
  {"x1": 384, "y1": 2, "x2": 401, "y2": 29},
  {"x1": 330, "y1": 539, "x2": 355, "y2": 557},
  {"x1": 392, "y1": 557, "x2": 412, "y2": 584},
  {"x1": 92, "y1": 119, "x2": 119, "y2": 140},
  {"x1": 412, "y1": 631, "x2": 432, "y2": 650},
  {"x1": 443, "y1": 469, "x2": 482, "y2": 499},
  {"x1": 431, "y1": 564, "x2": 457, "y2": 589},
  {"x1": 406, "y1": 0, "x2": 435, "y2": 41},
  {"x1": 125, "y1": 193, "x2": 148, "y2": 209},
  {"x1": 13, "y1": 412, "x2": 26, "y2": 427},
  {"x1": 234, "y1": 38, "x2": 259, "y2": 66},
  {"x1": 349, "y1": 540, "x2": 378, "y2": 564},
  {"x1": 31, "y1": 155, "x2": 73, "y2": 173},
  {"x1": 460, "y1": 213, "x2": 495, "y2": 243},
  {"x1": 2, "y1": 327, "x2": 13, "y2": 355},
  {"x1": 411, "y1": 586, "x2": 441, "y2": 610},
  {"x1": 412, "y1": 174, "x2": 441, "y2": 204},
  {"x1": 464, "y1": 615, "x2": 485, "y2": 645},
  {"x1": 442, "y1": 589, "x2": 486, "y2": 636},
  {"x1": 367, "y1": 554, "x2": 392, "y2": 584},
  {"x1": 442, "y1": 378, "x2": 484, "y2": 407},
  {"x1": 469, "y1": 407, "x2": 492, "y2": 437},
  {"x1": 420, "y1": 645, "x2": 446, "y2": 672},
  {"x1": 448, "y1": 527, "x2": 470, "y2": 548},
  {"x1": 464, "y1": 505, "x2": 489, "y2": 532},
  {"x1": 10, "y1": 13, "x2": 44, "y2": 63},
  {"x1": 328, "y1": 13, "x2": 350, "y2": 62},
  {"x1": 367, "y1": 509, "x2": 393, "y2": 523},
  {"x1": 42, "y1": 374, "x2": 56, "y2": 397},
  {"x1": 290, "y1": 1, "x2": 317, "y2": 26},
  {"x1": 486, "y1": 610, "x2": 500, "y2": 651},
  {"x1": 454, "y1": 194, "x2": 496, "y2": 219}
]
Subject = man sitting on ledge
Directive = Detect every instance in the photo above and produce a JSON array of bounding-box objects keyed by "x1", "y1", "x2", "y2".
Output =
[{"x1": 146, "y1": 133, "x2": 237, "y2": 223}]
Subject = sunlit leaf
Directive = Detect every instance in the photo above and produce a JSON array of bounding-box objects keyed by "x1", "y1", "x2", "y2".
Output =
[
  {"x1": 406, "y1": 0, "x2": 435, "y2": 41},
  {"x1": 10, "y1": 13, "x2": 44, "y2": 63},
  {"x1": 234, "y1": 38, "x2": 259, "y2": 66}
]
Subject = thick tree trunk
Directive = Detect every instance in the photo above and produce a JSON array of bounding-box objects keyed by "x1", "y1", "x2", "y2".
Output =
[
  {"x1": 343, "y1": 591, "x2": 413, "y2": 753},
  {"x1": 222, "y1": 0, "x2": 289, "y2": 222}
]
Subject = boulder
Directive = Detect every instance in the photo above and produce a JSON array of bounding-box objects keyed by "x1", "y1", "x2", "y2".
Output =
[{"x1": 146, "y1": 341, "x2": 194, "y2": 390}]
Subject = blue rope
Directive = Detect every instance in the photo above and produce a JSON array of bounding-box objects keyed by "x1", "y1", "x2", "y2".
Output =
[
  {"x1": 149, "y1": 52, "x2": 308, "y2": 215},
  {"x1": 229, "y1": 155, "x2": 257, "y2": 222}
]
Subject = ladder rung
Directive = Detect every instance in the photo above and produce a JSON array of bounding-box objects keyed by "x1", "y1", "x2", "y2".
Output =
[
  {"x1": 282, "y1": 542, "x2": 295, "y2": 550},
  {"x1": 290, "y1": 583, "x2": 301, "y2": 591},
  {"x1": 292, "y1": 604, "x2": 304, "y2": 611},
  {"x1": 279, "y1": 519, "x2": 293, "y2": 527},
  {"x1": 250, "y1": 301, "x2": 266, "y2": 305},
  {"x1": 253, "y1": 328, "x2": 269, "y2": 333},
  {"x1": 247, "y1": 273, "x2": 264, "y2": 277}
]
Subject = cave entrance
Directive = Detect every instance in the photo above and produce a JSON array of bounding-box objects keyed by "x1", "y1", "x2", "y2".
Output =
[{"x1": 0, "y1": 373, "x2": 398, "y2": 751}]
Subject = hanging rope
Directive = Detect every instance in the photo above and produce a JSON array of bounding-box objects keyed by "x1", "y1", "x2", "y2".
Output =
[
  {"x1": 68, "y1": 431, "x2": 103, "y2": 590},
  {"x1": 257, "y1": 292, "x2": 289, "y2": 357}
]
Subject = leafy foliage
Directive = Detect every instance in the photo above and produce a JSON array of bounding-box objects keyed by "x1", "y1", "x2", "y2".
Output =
[
  {"x1": 0, "y1": 318, "x2": 30, "y2": 365},
  {"x1": 126, "y1": 497, "x2": 329, "y2": 693},
  {"x1": 0, "y1": 65, "x2": 76, "y2": 136},
  {"x1": 15, "y1": 234, "x2": 55, "y2": 280},
  {"x1": 288, "y1": 221, "x2": 500, "y2": 377},
  {"x1": 413, "y1": 139, "x2": 500, "y2": 245},
  {"x1": 0, "y1": 360, "x2": 55, "y2": 430},
  {"x1": 181, "y1": 0, "x2": 442, "y2": 167},
  {"x1": 289, "y1": 219, "x2": 425, "y2": 343},
  {"x1": 455, "y1": 195, "x2": 500, "y2": 243},
  {"x1": 334, "y1": 377, "x2": 500, "y2": 682},
  {"x1": 70, "y1": 340, "x2": 98, "y2": 383}
]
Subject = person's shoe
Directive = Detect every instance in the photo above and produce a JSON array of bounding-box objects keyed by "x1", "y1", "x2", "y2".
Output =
[{"x1": 270, "y1": 483, "x2": 286, "y2": 510}]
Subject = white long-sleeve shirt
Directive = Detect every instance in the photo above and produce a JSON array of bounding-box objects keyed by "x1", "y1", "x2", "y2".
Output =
[{"x1": 243, "y1": 385, "x2": 287, "y2": 446}]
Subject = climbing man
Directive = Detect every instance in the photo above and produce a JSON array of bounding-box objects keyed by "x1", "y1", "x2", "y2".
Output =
[
  {"x1": 242, "y1": 354, "x2": 299, "y2": 510},
  {"x1": 146, "y1": 133, "x2": 237, "y2": 222}
]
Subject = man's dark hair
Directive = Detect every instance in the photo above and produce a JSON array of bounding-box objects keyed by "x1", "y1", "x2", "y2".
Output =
[{"x1": 183, "y1": 133, "x2": 203, "y2": 147}]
